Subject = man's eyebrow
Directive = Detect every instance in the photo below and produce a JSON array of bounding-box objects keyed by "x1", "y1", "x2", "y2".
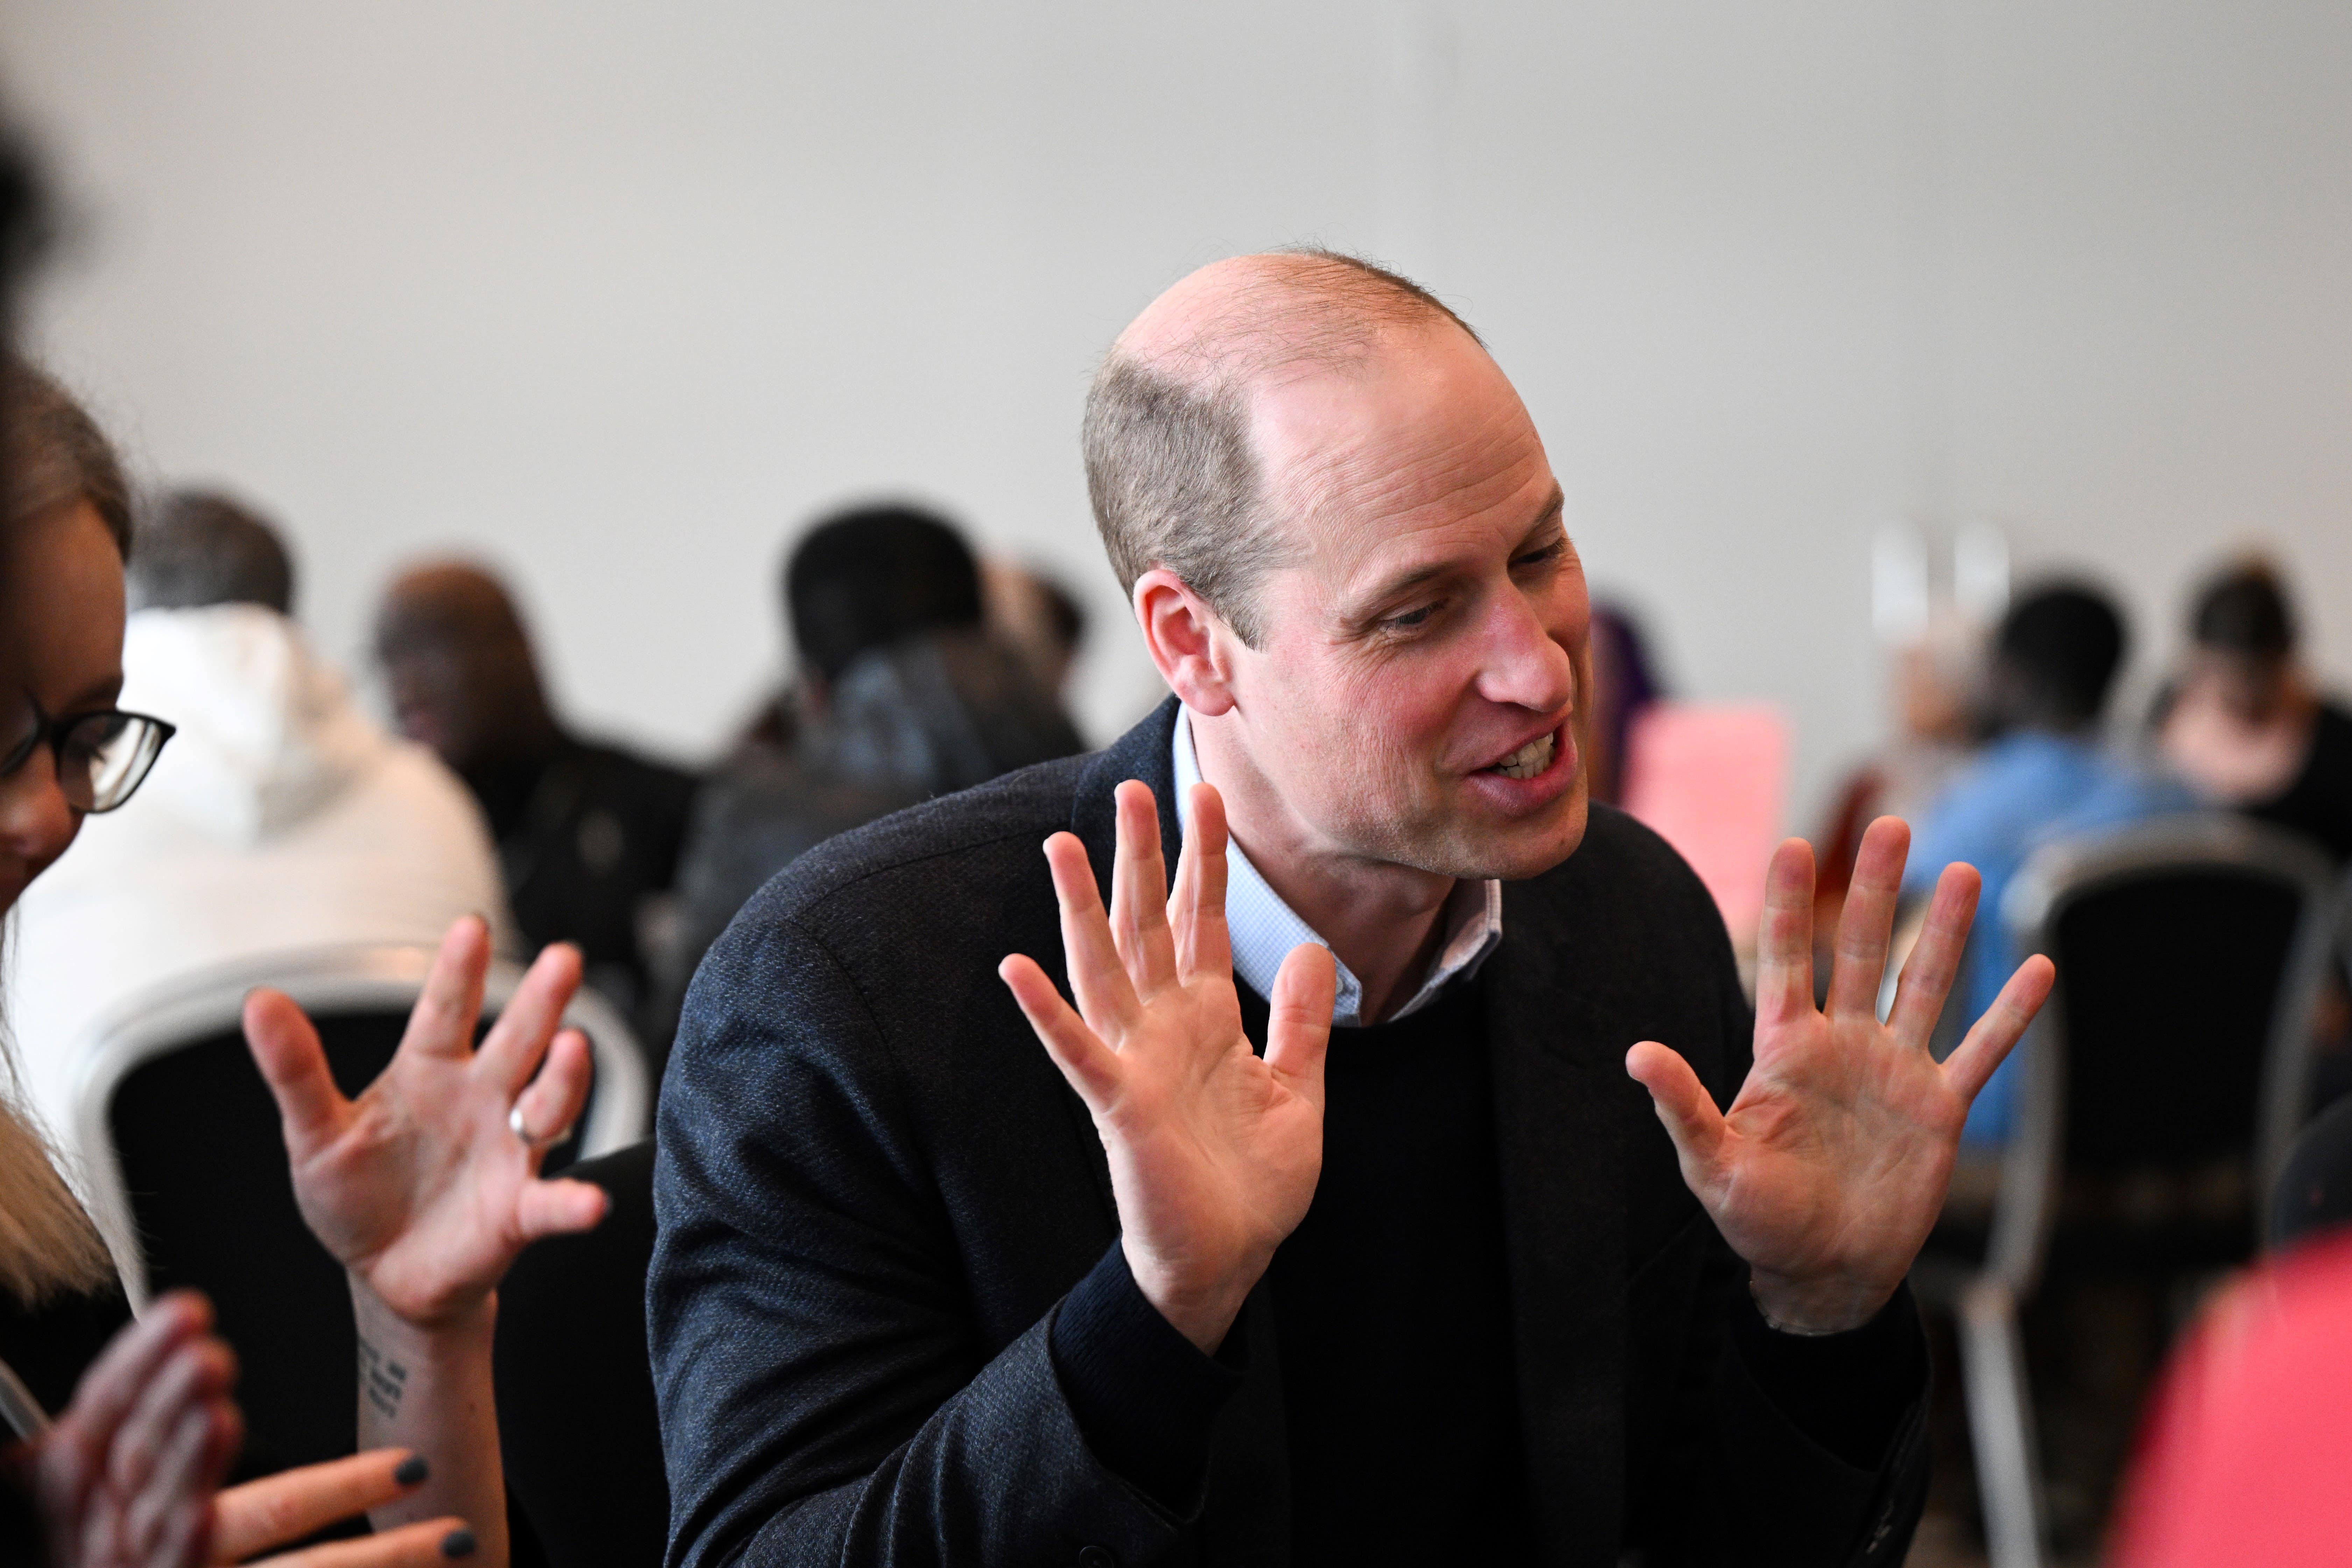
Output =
[
  {"x1": 1523, "y1": 485, "x2": 1567, "y2": 539},
  {"x1": 1342, "y1": 487, "x2": 1570, "y2": 626},
  {"x1": 1353, "y1": 560, "x2": 1452, "y2": 613}
]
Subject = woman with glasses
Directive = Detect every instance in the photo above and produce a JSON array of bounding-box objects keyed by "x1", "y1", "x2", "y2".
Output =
[{"x1": 0, "y1": 360, "x2": 605, "y2": 1568}]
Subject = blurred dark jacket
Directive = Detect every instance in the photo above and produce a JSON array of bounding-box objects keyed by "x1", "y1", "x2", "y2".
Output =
[
  {"x1": 467, "y1": 734, "x2": 699, "y2": 1047},
  {"x1": 648, "y1": 630, "x2": 1082, "y2": 1055}
]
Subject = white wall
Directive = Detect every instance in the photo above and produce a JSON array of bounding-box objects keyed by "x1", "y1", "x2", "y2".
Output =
[{"x1": 4, "y1": 1, "x2": 2350, "y2": 833}]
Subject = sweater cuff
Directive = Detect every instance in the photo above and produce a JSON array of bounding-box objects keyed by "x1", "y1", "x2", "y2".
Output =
[
  {"x1": 1731, "y1": 1279, "x2": 1926, "y2": 1471},
  {"x1": 1049, "y1": 1242, "x2": 1246, "y2": 1513}
]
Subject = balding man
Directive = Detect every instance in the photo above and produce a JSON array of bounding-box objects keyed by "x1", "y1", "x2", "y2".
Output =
[
  {"x1": 375, "y1": 561, "x2": 698, "y2": 1040},
  {"x1": 651, "y1": 253, "x2": 2050, "y2": 1567}
]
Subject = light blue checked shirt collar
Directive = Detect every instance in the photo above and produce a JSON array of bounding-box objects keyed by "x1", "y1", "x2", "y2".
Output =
[{"x1": 1172, "y1": 706, "x2": 1504, "y2": 1030}]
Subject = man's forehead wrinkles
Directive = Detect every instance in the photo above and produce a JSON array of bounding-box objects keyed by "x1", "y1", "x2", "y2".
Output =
[{"x1": 1288, "y1": 420, "x2": 1537, "y2": 538}]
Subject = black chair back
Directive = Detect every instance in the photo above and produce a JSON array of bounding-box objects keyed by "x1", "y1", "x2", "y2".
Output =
[
  {"x1": 108, "y1": 1011, "x2": 584, "y2": 1473},
  {"x1": 2049, "y1": 866, "x2": 2299, "y2": 1172},
  {"x1": 493, "y1": 1140, "x2": 666, "y2": 1568},
  {"x1": 1995, "y1": 814, "x2": 2338, "y2": 1281}
]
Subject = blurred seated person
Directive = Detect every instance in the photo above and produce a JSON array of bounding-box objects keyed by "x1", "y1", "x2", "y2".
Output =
[
  {"x1": 1815, "y1": 612, "x2": 1986, "y2": 959},
  {"x1": 984, "y1": 557, "x2": 1090, "y2": 703},
  {"x1": 2156, "y1": 557, "x2": 2352, "y2": 864},
  {"x1": 1583, "y1": 599, "x2": 1663, "y2": 806},
  {"x1": 374, "y1": 561, "x2": 697, "y2": 1031},
  {"x1": 1904, "y1": 582, "x2": 2190, "y2": 1145},
  {"x1": 726, "y1": 503, "x2": 993, "y2": 762},
  {"x1": 654, "y1": 506, "x2": 1081, "y2": 1037},
  {"x1": 9, "y1": 490, "x2": 512, "y2": 1177},
  {"x1": 0, "y1": 358, "x2": 607, "y2": 1566}
]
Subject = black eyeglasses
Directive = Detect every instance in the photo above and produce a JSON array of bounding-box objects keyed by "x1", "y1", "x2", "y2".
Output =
[{"x1": 0, "y1": 703, "x2": 176, "y2": 814}]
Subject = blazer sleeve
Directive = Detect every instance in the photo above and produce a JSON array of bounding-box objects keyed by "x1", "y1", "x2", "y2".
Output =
[{"x1": 648, "y1": 913, "x2": 1193, "y2": 1568}]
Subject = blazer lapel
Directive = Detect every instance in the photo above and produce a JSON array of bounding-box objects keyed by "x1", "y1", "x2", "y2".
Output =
[{"x1": 1485, "y1": 872, "x2": 1629, "y2": 1568}]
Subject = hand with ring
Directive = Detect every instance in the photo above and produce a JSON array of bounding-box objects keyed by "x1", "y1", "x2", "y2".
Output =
[{"x1": 241, "y1": 917, "x2": 608, "y2": 1328}]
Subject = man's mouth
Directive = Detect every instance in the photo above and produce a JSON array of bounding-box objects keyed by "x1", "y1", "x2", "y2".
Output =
[{"x1": 1485, "y1": 731, "x2": 1556, "y2": 780}]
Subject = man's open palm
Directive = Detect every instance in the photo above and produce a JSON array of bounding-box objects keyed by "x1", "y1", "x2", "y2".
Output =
[
  {"x1": 241, "y1": 917, "x2": 608, "y2": 1328},
  {"x1": 1627, "y1": 817, "x2": 2055, "y2": 1332},
  {"x1": 1000, "y1": 781, "x2": 1336, "y2": 1354}
]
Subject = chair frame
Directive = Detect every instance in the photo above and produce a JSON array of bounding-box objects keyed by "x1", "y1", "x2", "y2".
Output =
[
  {"x1": 68, "y1": 941, "x2": 651, "y2": 1310},
  {"x1": 1958, "y1": 812, "x2": 2339, "y2": 1568}
]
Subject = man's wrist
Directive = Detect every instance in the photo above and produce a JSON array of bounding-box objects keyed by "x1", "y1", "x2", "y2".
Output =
[
  {"x1": 1122, "y1": 1239, "x2": 1259, "y2": 1356},
  {"x1": 1747, "y1": 1270, "x2": 1896, "y2": 1337}
]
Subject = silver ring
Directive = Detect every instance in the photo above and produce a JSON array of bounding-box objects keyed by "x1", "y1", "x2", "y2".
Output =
[{"x1": 508, "y1": 1102, "x2": 569, "y2": 1151}]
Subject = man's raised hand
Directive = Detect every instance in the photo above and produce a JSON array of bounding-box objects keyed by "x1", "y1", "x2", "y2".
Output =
[
  {"x1": 1000, "y1": 780, "x2": 1336, "y2": 1354},
  {"x1": 1626, "y1": 817, "x2": 2055, "y2": 1333}
]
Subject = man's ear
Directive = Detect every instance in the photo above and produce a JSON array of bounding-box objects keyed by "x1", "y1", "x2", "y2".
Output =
[{"x1": 1133, "y1": 569, "x2": 1238, "y2": 716}]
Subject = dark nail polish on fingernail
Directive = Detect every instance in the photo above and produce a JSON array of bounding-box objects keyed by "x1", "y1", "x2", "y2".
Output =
[
  {"x1": 394, "y1": 1454, "x2": 429, "y2": 1486},
  {"x1": 441, "y1": 1527, "x2": 477, "y2": 1559}
]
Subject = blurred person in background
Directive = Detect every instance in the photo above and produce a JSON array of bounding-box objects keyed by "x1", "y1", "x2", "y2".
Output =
[
  {"x1": 650, "y1": 504, "x2": 1081, "y2": 1051},
  {"x1": 373, "y1": 561, "x2": 697, "y2": 1038},
  {"x1": 984, "y1": 557, "x2": 1089, "y2": 704},
  {"x1": 2156, "y1": 557, "x2": 2352, "y2": 864},
  {"x1": 1904, "y1": 582, "x2": 2189, "y2": 1146},
  {"x1": 1582, "y1": 599, "x2": 1663, "y2": 806},
  {"x1": 9, "y1": 490, "x2": 511, "y2": 1180},
  {"x1": 0, "y1": 358, "x2": 607, "y2": 1567},
  {"x1": 1815, "y1": 612, "x2": 1987, "y2": 965}
]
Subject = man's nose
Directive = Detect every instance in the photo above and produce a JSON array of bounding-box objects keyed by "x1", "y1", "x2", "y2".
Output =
[{"x1": 1473, "y1": 593, "x2": 1577, "y2": 715}]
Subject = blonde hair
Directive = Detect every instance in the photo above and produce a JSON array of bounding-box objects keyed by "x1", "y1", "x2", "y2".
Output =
[
  {"x1": 0, "y1": 359, "x2": 130, "y2": 1305},
  {"x1": 0, "y1": 1081, "x2": 115, "y2": 1306}
]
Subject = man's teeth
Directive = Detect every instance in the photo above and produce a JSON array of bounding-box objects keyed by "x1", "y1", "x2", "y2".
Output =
[{"x1": 1491, "y1": 733, "x2": 1555, "y2": 780}]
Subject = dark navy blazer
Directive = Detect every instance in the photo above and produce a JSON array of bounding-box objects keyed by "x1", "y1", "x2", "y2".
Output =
[{"x1": 650, "y1": 700, "x2": 1928, "y2": 1568}]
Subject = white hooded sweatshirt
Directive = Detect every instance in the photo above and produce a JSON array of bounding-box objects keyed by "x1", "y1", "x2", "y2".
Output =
[{"x1": 7, "y1": 605, "x2": 512, "y2": 1176}]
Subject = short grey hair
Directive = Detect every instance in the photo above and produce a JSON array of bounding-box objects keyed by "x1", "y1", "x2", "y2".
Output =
[{"x1": 1082, "y1": 249, "x2": 1481, "y2": 647}]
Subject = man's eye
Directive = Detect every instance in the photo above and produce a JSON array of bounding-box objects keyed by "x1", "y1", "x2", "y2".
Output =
[
  {"x1": 1383, "y1": 601, "x2": 1442, "y2": 632},
  {"x1": 1513, "y1": 542, "x2": 1566, "y2": 570}
]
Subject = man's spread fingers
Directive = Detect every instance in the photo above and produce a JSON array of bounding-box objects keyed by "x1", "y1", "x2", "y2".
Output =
[
  {"x1": 241, "y1": 989, "x2": 350, "y2": 1146},
  {"x1": 400, "y1": 915, "x2": 493, "y2": 1061},
  {"x1": 1624, "y1": 1042, "x2": 1730, "y2": 1175},
  {"x1": 1824, "y1": 817, "x2": 1908, "y2": 1022},
  {"x1": 1943, "y1": 953, "x2": 2056, "y2": 1103},
  {"x1": 1172, "y1": 783, "x2": 1235, "y2": 984},
  {"x1": 1885, "y1": 861, "x2": 1981, "y2": 1047},
  {"x1": 1043, "y1": 832, "x2": 1141, "y2": 1029},
  {"x1": 1000, "y1": 955, "x2": 1123, "y2": 1109},
  {"x1": 1752, "y1": 840, "x2": 1818, "y2": 1031},
  {"x1": 1263, "y1": 942, "x2": 1336, "y2": 1099},
  {"x1": 1108, "y1": 781, "x2": 1178, "y2": 995}
]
